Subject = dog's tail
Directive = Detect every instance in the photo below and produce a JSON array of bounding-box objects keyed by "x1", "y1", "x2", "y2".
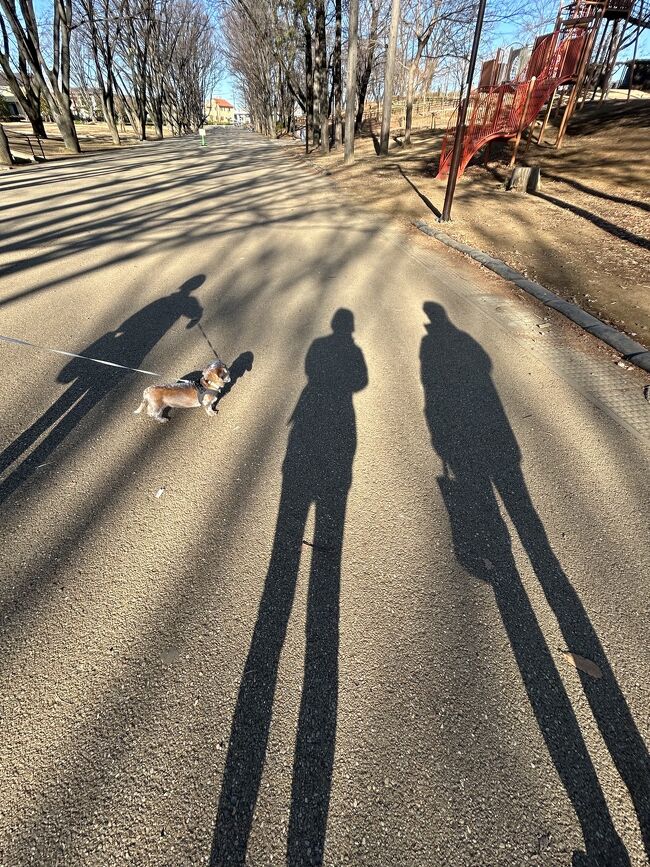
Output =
[{"x1": 134, "y1": 399, "x2": 147, "y2": 415}]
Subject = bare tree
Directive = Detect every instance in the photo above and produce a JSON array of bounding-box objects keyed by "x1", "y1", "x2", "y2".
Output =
[
  {"x1": 314, "y1": 0, "x2": 328, "y2": 152},
  {"x1": 74, "y1": 0, "x2": 123, "y2": 143},
  {"x1": 0, "y1": 13, "x2": 47, "y2": 136},
  {"x1": 379, "y1": 0, "x2": 399, "y2": 154},
  {"x1": 355, "y1": 0, "x2": 381, "y2": 132},
  {"x1": 344, "y1": 0, "x2": 359, "y2": 162},
  {"x1": 0, "y1": 0, "x2": 80, "y2": 151},
  {"x1": 332, "y1": 0, "x2": 342, "y2": 145}
]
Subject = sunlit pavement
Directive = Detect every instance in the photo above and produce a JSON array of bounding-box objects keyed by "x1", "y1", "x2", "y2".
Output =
[{"x1": 0, "y1": 127, "x2": 648, "y2": 867}]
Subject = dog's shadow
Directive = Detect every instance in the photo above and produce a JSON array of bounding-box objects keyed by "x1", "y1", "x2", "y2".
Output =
[{"x1": 181, "y1": 351, "x2": 254, "y2": 410}]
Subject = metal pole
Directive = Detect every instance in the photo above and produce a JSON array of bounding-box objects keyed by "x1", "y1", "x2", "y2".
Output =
[{"x1": 440, "y1": 0, "x2": 488, "y2": 222}]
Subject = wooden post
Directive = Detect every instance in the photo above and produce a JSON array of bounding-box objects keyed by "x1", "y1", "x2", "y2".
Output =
[
  {"x1": 537, "y1": 87, "x2": 557, "y2": 144},
  {"x1": 522, "y1": 120, "x2": 536, "y2": 157},
  {"x1": 483, "y1": 139, "x2": 492, "y2": 166},
  {"x1": 556, "y1": 11, "x2": 602, "y2": 148},
  {"x1": 509, "y1": 77, "x2": 536, "y2": 168}
]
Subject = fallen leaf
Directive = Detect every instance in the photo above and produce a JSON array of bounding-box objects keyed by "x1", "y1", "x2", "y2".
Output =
[
  {"x1": 482, "y1": 557, "x2": 494, "y2": 570},
  {"x1": 559, "y1": 650, "x2": 602, "y2": 679}
]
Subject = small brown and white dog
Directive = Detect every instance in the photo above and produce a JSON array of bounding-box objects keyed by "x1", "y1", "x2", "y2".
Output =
[{"x1": 134, "y1": 360, "x2": 231, "y2": 423}]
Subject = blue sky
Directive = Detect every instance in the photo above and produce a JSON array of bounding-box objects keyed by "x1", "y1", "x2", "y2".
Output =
[{"x1": 214, "y1": 73, "x2": 238, "y2": 107}]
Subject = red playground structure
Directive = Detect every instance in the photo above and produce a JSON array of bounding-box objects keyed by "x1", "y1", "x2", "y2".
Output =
[{"x1": 436, "y1": 0, "x2": 648, "y2": 179}]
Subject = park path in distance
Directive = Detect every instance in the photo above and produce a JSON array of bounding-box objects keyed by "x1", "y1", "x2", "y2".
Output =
[{"x1": 0, "y1": 127, "x2": 648, "y2": 866}]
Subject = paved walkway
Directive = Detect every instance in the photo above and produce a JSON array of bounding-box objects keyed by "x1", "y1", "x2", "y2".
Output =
[{"x1": 0, "y1": 128, "x2": 648, "y2": 866}]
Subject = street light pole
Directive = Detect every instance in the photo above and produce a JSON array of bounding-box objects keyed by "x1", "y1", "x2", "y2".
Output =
[{"x1": 441, "y1": 0, "x2": 488, "y2": 221}]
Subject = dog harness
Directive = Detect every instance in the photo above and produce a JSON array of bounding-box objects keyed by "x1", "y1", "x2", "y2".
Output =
[{"x1": 196, "y1": 382, "x2": 221, "y2": 407}]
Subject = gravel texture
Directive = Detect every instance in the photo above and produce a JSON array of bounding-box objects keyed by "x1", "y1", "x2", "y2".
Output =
[{"x1": 0, "y1": 127, "x2": 648, "y2": 867}]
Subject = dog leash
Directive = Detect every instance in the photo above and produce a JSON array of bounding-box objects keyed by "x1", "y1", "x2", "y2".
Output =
[
  {"x1": 0, "y1": 333, "x2": 163, "y2": 377},
  {"x1": 196, "y1": 321, "x2": 221, "y2": 360}
]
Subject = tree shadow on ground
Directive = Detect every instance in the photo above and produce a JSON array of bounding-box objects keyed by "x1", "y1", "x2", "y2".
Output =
[
  {"x1": 420, "y1": 301, "x2": 649, "y2": 866},
  {"x1": 0, "y1": 275, "x2": 205, "y2": 506},
  {"x1": 211, "y1": 309, "x2": 368, "y2": 867}
]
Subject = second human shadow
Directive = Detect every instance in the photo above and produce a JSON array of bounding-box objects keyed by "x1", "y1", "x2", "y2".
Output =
[{"x1": 420, "y1": 301, "x2": 648, "y2": 866}]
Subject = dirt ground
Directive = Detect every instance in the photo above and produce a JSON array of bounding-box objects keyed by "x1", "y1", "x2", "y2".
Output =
[
  {"x1": 286, "y1": 96, "x2": 650, "y2": 346},
  {"x1": 3, "y1": 120, "x2": 169, "y2": 162}
]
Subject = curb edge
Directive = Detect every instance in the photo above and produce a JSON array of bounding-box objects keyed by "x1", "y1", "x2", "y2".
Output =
[{"x1": 413, "y1": 218, "x2": 650, "y2": 375}]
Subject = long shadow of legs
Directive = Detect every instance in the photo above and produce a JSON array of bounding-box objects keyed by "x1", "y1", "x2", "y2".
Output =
[
  {"x1": 421, "y1": 302, "x2": 646, "y2": 865},
  {"x1": 439, "y1": 469, "x2": 630, "y2": 865},
  {"x1": 211, "y1": 310, "x2": 367, "y2": 866},
  {"x1": 0, "y1": 377, "x2": 120, "y2": 506},
  {"x1": 496, "y1": 473, "x2": 650, "y2": 859},
  {"x1": 288, "y1": 486, "x2": 345, "y2": 865}
]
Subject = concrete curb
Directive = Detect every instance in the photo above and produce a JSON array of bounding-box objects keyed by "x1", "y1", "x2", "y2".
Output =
[{"x1": 414, "y1": 218, "x2": 650, "y2": 375}]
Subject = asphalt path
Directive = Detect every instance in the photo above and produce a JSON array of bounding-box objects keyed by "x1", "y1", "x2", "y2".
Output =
[{"x1": 0, "y1": 127, "x2": 648, "y2": 867}]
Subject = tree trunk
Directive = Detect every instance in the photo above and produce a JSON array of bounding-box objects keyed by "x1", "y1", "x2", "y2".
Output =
[
  {"x1": 405, "y1": 29, "x2": 434, "y2": 148},
  {"x1": 404, "y1": 58, "x2": 417, "y2": 146},
  {"x1": 18, "y1": 54, "x2": 47, "y2": 137},
  {"x1": 0, "y1": 123, "x2": 13, "y2": 166},
  {"x1": 315, "y1": 0, "x2": 329, "y2": 154},
  {"x1": 355, "y1": 1, "x2": 379, "y2": 133},
  {"x1": 0, "y1": 0, "x2": 80, "y2": 152},
  {"x1": 0, "y1": 21, "x2": 47, "y2": 137},
  {"x1": 380, "y1": 0, "x2": 400, "y2": 155},
  {"x1": 102, "y1": 95, "x2": 121, "y2": 144},
  {"x1": 52, "y1": 102, "x2": 80, "y2": 152},
  {"x1": 150, "y1": 96, "x2": 164, "y2": 138},
  {"x1": 23, "y1": 98, "x2": 47, "y2": 138},
  {"x1": 302, "y1": 17, "x2": 313, "y2": 152},
  {"x1": 344, "y1": 0, "x2": 359, "y2": 164},
  {"x1": 333, "y1": 0, "x2": 342, "y2": 147}
]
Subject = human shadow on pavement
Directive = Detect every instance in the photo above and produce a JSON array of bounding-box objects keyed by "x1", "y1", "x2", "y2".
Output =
[
  {"x1": 0, "y1": 275, "x2": 205, "y2": 506},
  {"x1": 420, "y1": 302, "x2": 649, "y2": 866},
  {"x1": 211, "y1": 310, "x2": 368, "y2": 866}
]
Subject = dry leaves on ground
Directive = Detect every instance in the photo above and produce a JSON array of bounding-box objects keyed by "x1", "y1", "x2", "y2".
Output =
[{"x1": 559, "y1": 649, "x2": 603, "y2": 679}]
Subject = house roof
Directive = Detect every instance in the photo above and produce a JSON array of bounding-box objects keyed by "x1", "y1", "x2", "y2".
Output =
[{"x1": 213, "y1": 98, "x2": 235, "y2": 108}]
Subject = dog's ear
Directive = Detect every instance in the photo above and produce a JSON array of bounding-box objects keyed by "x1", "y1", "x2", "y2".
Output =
[{"x1": 203, "y1": 363, "x2": 229, "y2": 387}]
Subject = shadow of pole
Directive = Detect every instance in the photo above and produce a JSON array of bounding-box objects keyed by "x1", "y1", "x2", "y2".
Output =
[
  {"x1": 420, "y1": 301, "x2": 648, "y2": 865},
  {"x1": 211, "y1": 309, "x2": 368, "y2": 866}
]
